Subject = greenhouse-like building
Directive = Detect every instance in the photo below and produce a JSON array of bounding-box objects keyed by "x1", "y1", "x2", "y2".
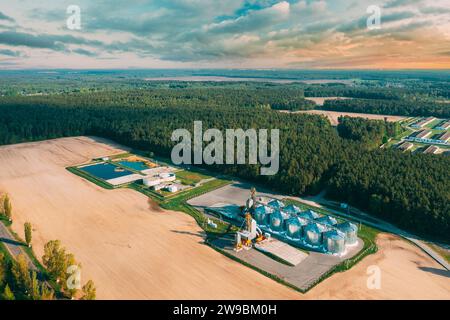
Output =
[
  {"x1": 315, "y1": 215, "x2": 338, "y2": 227},
  {"x1": 304, "y1": 223, "x2": 328, "y2": 246},
  {"x1": 337, "y1": 222, "x2": 358, "y2": 245},
  {"x1": 323, "y1": 229, "x2": 346, "y2": 254}
]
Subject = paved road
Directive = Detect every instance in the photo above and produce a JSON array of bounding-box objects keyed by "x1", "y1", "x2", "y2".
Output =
[
  {"x1": 0, "y1": 221, "x2": 37, "y2": 271},
  {"x1": 288, "y1": 196, "x2": 450, "y2": 271}
]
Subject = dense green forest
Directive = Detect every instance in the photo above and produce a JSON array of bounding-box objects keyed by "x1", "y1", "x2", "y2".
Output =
[
  {"x1": 336, "y1": 117, "x2": 400, "y2": 149},
  {"x1": 0, "y1": 89, "x2": 449, "y2": 241},
  {"x1": 0, "y1": 88, "x2": 315, "y2": 111},
  {"x1": 323, "y1": 98, "x2": 450, "y2": 118}
]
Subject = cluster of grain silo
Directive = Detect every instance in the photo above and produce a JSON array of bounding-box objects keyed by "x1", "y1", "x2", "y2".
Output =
[{"x1": 253, "y1": 199, "x2": 359, "y2": 255}]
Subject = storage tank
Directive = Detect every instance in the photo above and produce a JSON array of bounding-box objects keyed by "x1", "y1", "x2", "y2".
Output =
[
  {"x1": 280, "y1": 209, "x2": 290, "y2": 220},
  {"x1": 315, "y1": 215, "x2": 338, "y2": 227},
  {"x1": 253, "y1": 205, "x2": 273, "y2": 226},
  {"x1": 285, "y1": 216, "x2": 302, "y2": 239},
  {"x1": 283, "y1": 204, "x2": 301, "y2": 215},
  {"x1": 267, "y1": 199, "x2": 285, "y2": 209},
  {"x1": 337, "y1": 222, "x2": 358, "y2": 245},
  {"x1": 304, "y1": 223, "x2": 328, "y2": 246},
  {"x1": 323, "y1": 230, "x2": 346, "y2": 254},
  {"x1": 298, "y1": 209, "x2": 320, "y2": 221},
  {"x1": 270, "y1": 210, "x2": 284, "y2": 232}
]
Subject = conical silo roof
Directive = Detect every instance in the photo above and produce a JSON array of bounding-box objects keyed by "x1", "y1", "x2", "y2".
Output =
[
  {"x1": 267, "y1": 199, "x2": 285, "y2": 209},
  {"x1": 315, "y1": 215, "x2": 338, "y2": 226},
  {"x1": 284, "y1": 204, "x2": 301, "y2": 214}
]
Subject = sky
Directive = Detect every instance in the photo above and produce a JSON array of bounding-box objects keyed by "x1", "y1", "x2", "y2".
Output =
[{"x1": 0, "y1": 0, "x2": 449, "y2": 69}]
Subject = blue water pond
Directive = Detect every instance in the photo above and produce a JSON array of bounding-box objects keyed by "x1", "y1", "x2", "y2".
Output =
[
  {"x1": 81, "y1": 163, "x2": 133, "y2": 180},
  {"x1": 117, "y1": 160, "x2": 150, "y2": 171}
]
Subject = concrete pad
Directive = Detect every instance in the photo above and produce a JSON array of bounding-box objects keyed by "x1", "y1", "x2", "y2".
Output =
[{"x1": 255, "y1": 238, "x2": 308, "y2": 266}]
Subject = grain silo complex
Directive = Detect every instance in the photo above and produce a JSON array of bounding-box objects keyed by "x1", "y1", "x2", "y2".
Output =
[{"x1": 235, "y1": 194, "x2": 359, "y2": 255}]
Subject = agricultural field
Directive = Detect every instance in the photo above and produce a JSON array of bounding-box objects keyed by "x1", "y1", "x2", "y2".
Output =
[
  {"x1": 1, "y1": 136, "x2": 448, "y2": 299},
  {"x1": 286, "y1": 109, "x2": 406, "y2": 126}
]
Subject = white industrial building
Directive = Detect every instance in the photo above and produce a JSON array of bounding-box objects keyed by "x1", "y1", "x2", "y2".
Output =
[{"x1": 143, "y1": 172, "x2": 176, "y2": 187}]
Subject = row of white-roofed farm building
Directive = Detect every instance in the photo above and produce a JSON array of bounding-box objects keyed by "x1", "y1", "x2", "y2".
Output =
[{"x1": 253, "y1": 199, "x2": 358, "y2": 255}]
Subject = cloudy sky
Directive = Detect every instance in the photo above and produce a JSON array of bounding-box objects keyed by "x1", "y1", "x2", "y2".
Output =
[{"x1": 0, "y1": 0, "x2": 449, "y2": 69}]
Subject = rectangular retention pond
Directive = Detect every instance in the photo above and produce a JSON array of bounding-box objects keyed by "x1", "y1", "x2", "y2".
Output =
[
  {"x1": 80, "y1": 163, "x2": 133, "y2": 180},
  {"x1": 117, "y1": 160, "x2": 150, "y2": 171}
]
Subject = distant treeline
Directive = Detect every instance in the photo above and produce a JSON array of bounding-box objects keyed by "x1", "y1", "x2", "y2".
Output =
[
  {"x1": 0, "y1": 92, "x2": 449, "y2": 241},
  {"x1": 322, "y1": 98, "x2": 450, "y2": 118},
  {"x1": 0, "y1": 89, "x2": 314, "y2": 111}
]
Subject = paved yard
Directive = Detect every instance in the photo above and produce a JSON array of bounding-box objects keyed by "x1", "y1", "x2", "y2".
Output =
[{"x1": 210, "y1": 235, "x2": 364, "y2": 291}]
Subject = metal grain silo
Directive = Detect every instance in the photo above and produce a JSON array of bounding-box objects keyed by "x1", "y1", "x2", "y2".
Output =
[
  {"x1": 337, "y1": 222, "x2": 358, "y2": 245},
  {"x1": 253, "y1": 205, "x2": 273, "y2": 226},
  {"x1": 298, "y1": 209, "x2": 320, "y2": 221},
  {"x1": 270, "y1": 209, "x2": 284, "y2": 233},
  {"x1": 323, "y1": 230, "x2": 346, "y2": 254},
  {"x1": 283, "y1": 204, "x2": 301, "y2": 215},
  {"x1": 268, "y1": 199, "x2": 285, "y2": 209},
  {"x1": 285, "y1": 216, "x2": 302, "y2": 240},
  {"x1": 315, "y1": 215, "x2": 338, "y2": 227},
  {"x1": 304, "y1": 223, "x2": 328, "y2": 246}
]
